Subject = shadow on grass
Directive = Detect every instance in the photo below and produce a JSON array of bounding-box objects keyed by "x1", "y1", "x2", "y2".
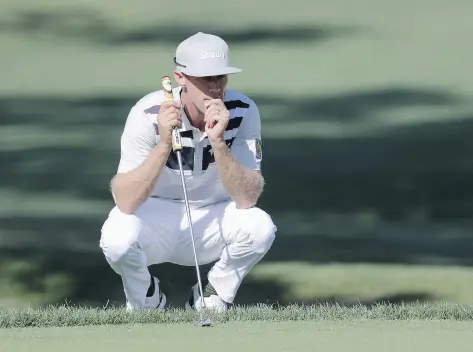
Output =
[
  {"x1": 0, "y1": 249, "x2": 436, "y2": 308},
  {"x1": 0, "y1": 87, "x2": 472, "y2": 307},
  {"x1": 0, "y1": 7, "x2": 361, "y2": 46},
  {"x1": 256, "y1": 87, "x2": 460, "y2": 122}
]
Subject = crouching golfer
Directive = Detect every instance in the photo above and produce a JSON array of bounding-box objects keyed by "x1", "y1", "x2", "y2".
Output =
[{"x1": 100, "y1": 32, "x2": 276, "y2": 313}]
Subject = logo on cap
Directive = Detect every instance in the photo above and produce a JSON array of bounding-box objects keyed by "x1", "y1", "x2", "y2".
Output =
[{"x1": 200, "y1": 51, "x2": 225, "y2": 59}]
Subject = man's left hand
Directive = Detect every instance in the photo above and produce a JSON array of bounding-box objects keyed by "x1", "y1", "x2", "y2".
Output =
[{"x1": 204, "y1": 99, "x2": 229, "y2": 145}]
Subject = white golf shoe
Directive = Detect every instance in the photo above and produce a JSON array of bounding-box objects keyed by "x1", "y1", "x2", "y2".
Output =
[
  {"x1": 185, "y1": 282, "x2": 228, "y2": 313},
  {"x1": 126, "y1": 276, "x2": 166, "y2": 312}
]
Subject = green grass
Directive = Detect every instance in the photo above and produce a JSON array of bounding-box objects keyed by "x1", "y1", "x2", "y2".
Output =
[
  {"x1": 1, "y1": 302, "x2": 473, "y2": 329},
  {"x1": 1, "y1": 0, "x2": 473, "y2": 97},
  {"x1": 2, "y1": 263, "x2": 473, "y2": 311},
  {"x1": 1, "y1": 321, "x2": 472, "y2": 352},
  {"x1": 2, "y1": 304, "x2": 473, "y2": 352},
  {"x1": 249, "y1": 263, "x2": 473, "y2": 305}
]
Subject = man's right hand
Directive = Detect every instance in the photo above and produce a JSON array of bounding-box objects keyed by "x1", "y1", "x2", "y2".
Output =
[{"x1": 157, "y1": 101, "x2": 182, "y2": 146}]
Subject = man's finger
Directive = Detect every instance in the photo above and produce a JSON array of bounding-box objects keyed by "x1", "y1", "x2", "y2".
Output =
[
  {"x1": 168, "y1": 113, "x2": 182, "y2": 122},
  {"x1": 167, "y1": 111, "x2": 179, "y2": 119},
  {"x1": 206, "y1": 109, "x2": 221, "y2": 120},
  {"x1": 169, "y1": 118, "x2": 182, "y2": 127},
  {"x1": 162, "y1": 101, "x2": 180, "y2": 109},
  {"x1": 207, "y1": 113, "x2": 222, "y2": 128},
  {"x1": 205, "y1": 106, "x2": 219, "y2": 116},
  {"x1": 204, "y1": 99, "x2": 224, "y2": 109}
]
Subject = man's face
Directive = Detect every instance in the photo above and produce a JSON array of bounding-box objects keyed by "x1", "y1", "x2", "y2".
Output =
[{"x1": 177, "y1": 73, "x2": 228, "y2": 113}]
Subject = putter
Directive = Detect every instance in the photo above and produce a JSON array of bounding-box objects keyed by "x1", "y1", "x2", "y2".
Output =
[{"x1": 161, "y1": 76, "x2": 212, "y2": 327}]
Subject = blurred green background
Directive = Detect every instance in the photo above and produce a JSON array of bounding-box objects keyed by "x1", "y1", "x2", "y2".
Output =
[{"x1": 0, "y1": 0, "x2": 472, "y2": 309}]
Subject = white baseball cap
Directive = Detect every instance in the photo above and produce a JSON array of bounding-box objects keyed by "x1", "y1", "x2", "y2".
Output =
[{"x1": 174, "y1": 32, "x2": 242, "y2": 77}]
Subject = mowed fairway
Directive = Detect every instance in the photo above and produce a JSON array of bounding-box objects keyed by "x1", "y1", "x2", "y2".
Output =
[{"x1": 1, "y1": 321, "x2": 473, "y2": 352}]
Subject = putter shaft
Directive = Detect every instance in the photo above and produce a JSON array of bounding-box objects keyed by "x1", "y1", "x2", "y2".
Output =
[{"x1": 176, "y1": 150, "x2": 209, "y2": 324}]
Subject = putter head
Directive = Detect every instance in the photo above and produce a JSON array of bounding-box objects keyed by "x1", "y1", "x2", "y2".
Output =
[
  {"x1": 197, "y1": 307, "x2": 211, "y2": 327},
  {"x1": 199, "y1": 318, "x2": 212, "y2": 327}
]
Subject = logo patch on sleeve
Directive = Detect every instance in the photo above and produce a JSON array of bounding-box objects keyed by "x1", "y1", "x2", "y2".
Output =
[{"x1": 255, "y1": 138, "x2": 262, "y2": 161}]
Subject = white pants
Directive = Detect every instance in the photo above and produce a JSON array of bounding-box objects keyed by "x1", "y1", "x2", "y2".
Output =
[{"x1": 99, "y1": 197, "x2": 276, "y2": 308}]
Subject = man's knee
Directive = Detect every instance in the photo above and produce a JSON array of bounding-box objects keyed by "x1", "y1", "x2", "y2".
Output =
[
  {"x1": 237, "y1": 207, "x2": 276, "y2": 254},
  {"x1": 100, "y1": 208, "x2": 142, "y2": 265}
]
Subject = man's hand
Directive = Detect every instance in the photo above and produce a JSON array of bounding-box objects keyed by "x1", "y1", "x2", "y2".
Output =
[
  {"x1": 204, "y1": 99, "x2": 229, "y2": 144},
  {"x1": 157, "y1": 101, "x2": 182, "y2": 146}
]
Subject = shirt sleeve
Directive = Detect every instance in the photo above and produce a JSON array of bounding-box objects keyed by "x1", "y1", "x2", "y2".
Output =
[
  {"x1": 117, "y1": 105, "x2": 157, "y2": 174},
  {"x1": 230, "y1": 101, "x2": 263, "y2": 171}
]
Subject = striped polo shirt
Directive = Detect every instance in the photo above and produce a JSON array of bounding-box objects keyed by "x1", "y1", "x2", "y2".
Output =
[{"x1": 115, "y1": 86, "x2": 263, "y2": 208}]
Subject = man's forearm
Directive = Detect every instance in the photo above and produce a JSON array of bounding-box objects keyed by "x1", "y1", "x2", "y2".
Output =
[
  {"x1": 112, "y1": 142, "x2": 172, "y2": 214},
  {"x1": 212, "y1": 142, "x2": 264, "y2": 209}
]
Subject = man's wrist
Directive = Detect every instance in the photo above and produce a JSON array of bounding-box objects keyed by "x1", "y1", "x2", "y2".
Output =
[
  {"x1": 157, "y1": 140, "x2": 173, "y2": 152},
  {"x1": 210, "y1": 139, "x2": 228, "y2": 152}
]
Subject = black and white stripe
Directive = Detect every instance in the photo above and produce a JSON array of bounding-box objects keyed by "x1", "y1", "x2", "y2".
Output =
[
  {"x1": 166, "y1": 146, "x2": 195, "y2": 170},
  {"x1": 165, "y1": 100, "x2": 249, "y2": 171}
]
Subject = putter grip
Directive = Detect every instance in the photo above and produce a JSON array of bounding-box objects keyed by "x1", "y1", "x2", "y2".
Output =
[{"x1": 161, "y1": 76, "x2": 183, "y2": 152}]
